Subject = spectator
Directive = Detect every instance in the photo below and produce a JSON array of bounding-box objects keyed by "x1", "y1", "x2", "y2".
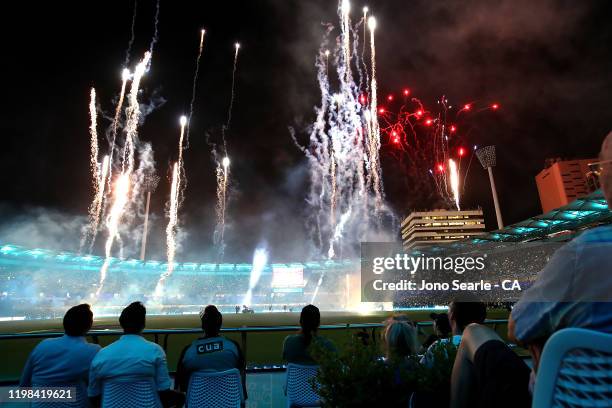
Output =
[
  {"x1": 420, "y1": 312, "x2": 451, "y2": 352},
  {"x1": 451, "y1": 133, "x2": 612, "y2": 408},
  {"x1": 20, "y1": 304, "x2": 100, "y2": 396},
  {"x1": 384, "y1": 320, "x2": 418, "y2": 361},
  {"x1": 282, "y1": 304, "x2": 335, "y2": 364},
  {"x1": 174, "y1": 305, "x2": 247, "y2": 399},
  {"x1": 421, "y1": 296, "x2": 486, "y2": 367},
  {"x1": 88, "y1": 302, "x2": 184, "y2": 408}
]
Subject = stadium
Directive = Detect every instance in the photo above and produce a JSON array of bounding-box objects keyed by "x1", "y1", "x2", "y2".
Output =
[{"x1": 2, "y1": 0, "x2": 612, "y2": 405}]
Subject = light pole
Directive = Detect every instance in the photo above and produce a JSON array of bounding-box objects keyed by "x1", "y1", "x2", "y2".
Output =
[
  {"x1": 475, "y1": 146, "x2": 504, "y2": 230},
  {"x1": 140, "y1": 173, "x2": 160, "y2": 261}
]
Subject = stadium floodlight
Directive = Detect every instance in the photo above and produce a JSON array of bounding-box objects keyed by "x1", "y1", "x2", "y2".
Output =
[
  {"x1": 140, "y1": 173, "x2": 161, "y2": 261},
  {"x1": 475, "y1": 146, "x2": 504, "y2": 230}
]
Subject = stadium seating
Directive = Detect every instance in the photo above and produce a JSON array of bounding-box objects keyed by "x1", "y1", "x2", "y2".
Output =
[
  {"x1": 285, "y1": 363, "x2": 321, "y2": 408},
  {"x1": 186, "y1": 368, "x2": 243, "y2": 408},
  {"x1": 532, "y1": 328, "x2": 612, "y2": 408},
  {"x1": 101, "y1": 378, "x2": 162, "y2": 408}
]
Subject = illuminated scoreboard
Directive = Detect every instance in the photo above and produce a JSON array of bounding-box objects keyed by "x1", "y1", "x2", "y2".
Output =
[{"x1": 271, "y1": 266, "x2": 304, "y2": 293}]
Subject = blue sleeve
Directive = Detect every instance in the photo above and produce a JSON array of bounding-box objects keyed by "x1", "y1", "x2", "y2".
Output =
[
  {"x1": 511, "y1": 241, "x2": 577, "y2": 343},
  {"x1": 154, "y1": 346, "x2": 171, "y2": 391},
  {"x1": 87, "y1": 356, "x2": 102, "y2": 397}
]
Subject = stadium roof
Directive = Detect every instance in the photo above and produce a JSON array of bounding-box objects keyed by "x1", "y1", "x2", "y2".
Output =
[
  {"x1": 471, "y1": 189, "x2": 610, "y2": 243},
  {"x1": 0, "y1": 243, "x2": 356, "y2": 274}
]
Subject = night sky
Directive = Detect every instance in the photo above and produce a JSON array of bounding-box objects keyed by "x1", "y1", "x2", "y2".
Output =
[{"x1": 1, "y1": 0, "x2": 611, "y2": 262}]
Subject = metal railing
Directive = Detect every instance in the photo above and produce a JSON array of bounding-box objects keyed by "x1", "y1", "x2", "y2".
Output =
[{"x1": 0, "y1": 319, "x2": 509, "y2": 356}]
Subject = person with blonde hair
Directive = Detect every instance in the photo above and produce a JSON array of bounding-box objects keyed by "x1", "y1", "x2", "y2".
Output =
[{"x1": 384, "y1": 320, "x2": 418, "y2": 361}]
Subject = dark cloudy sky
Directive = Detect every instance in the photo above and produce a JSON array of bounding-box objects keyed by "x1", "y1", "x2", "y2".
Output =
[{"x1": 1, "y1": 0, "x2": 611, "y2": 262}]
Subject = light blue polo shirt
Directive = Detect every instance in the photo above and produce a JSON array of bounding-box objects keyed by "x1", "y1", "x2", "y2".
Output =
[
  {"x1": 88, "y1": 334, "x2": 171, "y2": 397},
  {"x1": 20, "y1": 335, "x2": 101, "y2": 386}
]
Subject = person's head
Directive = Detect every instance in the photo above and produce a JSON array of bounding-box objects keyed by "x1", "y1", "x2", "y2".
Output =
[
  {"x1": 63, "y1": 304, "x2": 94, "y2": 337},
  {"x1": 201, "y1": 305, "x2": 223, "y2": 337},
  {"x1": 448, "y1": 295, "x2": 486, "y2": 335},
  {"x1": 300, "y1": 304, "x2": 321, "y2": 345},
  {"x1": 430, "y1": 312, "x2": 451, "y2": 337},
  {"x1": 384, "y1": 321, "x2": 418, "y2": 360},
  {"x1": 119, "y1": 301, "x2": 146, "y2": 334},
  {"x1": 599, "y1": 131, "x2": 612, "y2": 204}
]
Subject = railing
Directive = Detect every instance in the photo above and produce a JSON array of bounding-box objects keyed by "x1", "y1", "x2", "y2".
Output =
[{"x1": 0, "y1": 319, "x2": 509, "y2": 357}]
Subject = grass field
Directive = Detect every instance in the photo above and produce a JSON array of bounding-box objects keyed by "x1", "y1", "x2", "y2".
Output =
[{"x1": 0, "y1": 309, "x2": 511, "y2": 382}]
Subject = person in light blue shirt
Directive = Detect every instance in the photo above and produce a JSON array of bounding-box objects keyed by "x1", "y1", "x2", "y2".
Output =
[
  {"x1": 88, "y1": 302, "x2": 183, "y2": 408},
  {"x1": 452, "y1": 132, "x2": 612, "y2": 408},
  {"x1": 20, "y1": 303, "x2": 100, "y2": 389}
]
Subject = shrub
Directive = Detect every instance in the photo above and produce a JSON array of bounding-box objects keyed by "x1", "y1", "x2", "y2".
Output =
[{"x1": 311, "y1": 336, "x2": 457, "y2": 408}]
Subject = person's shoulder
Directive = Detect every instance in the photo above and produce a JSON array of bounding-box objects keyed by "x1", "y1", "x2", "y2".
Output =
[
  {"x1": 79, "y1": 339, "x2": 102, "y2": 353},
  {"x1": 225, "y1": 336, "x2": 241, "y2": 350},
  {"x1": 314, "y1": 335, "x2": 335, "y2": 350},
  {"x1": 284, "y1": 334, "x2": 302, "y2": 342},
  {"x1": 142, "y1": 337, "x2": 166, "y2": 354},
  {"x1": 574, "y1": 225, "x2": 612, "y2": 244}
]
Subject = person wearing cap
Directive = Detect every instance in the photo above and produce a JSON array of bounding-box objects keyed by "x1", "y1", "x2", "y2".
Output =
[
  {"x1": 174, "y1": 305, "x2": 247, "y2": 399},
  {"x1": 450, "y1": 133, "x2": 612, "y2": 408}
]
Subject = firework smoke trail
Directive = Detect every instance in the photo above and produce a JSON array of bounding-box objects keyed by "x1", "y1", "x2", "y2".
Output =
[
  {"x1": 301, "y1": 1, "x2": 394, "y2": 303},
  {"x1": 80, "y1": 88, "x2": 100, "y2": 252},
  {"x1": 87, "y1": 156, "x2": 110, "y2": 253},
  {"x1": 155, "y1": 116, "x2": 187, "y2": 296},
  {"x1": 108, "y1": 69, "x2": 130, "y2": 190},
  {"x1": 96, "y1": 173, "x2": 130, "y2": 296},
  {"x1": 242, "y1": 248, "x2": 268, "y2": 307},
  {"x1": 122, "y1": 52, "x2": 151, "y2": 174},
  {"x1": 185, "y1": 30, "x2": 206, "y2": 145},
  {"x1": 367, "y1": 16, "x2": 384, "y2": 212},
  {"x1": 97, "y1": 52, "x2": 150, "y2": 295},
  {"x1": 214, "y1": 157, "x2": 230, "y2": 259},
  {"x1": 224, "y1": 42, "x2": 241, "y2": 139},
  {"x1": 89, "y1": 88, "x2": 100, "y2": 189},
  {"x1": 155, "y1": 162, "x2": 179, "y2": 297},
  {"x1": 449, "y1": 158, "x2": 460, "y2": 210},
  {"x1": 124, "y1": 0, "x2": 138, "y2": 67},
  {"x1": 147, "y1": 0, "x2": 161, "y2": 67},
  {"x1": 361, "y1": 7, "x2": 369, "y2": 93},
  {"x1": 340, "y1": 0, "x2": 352, "y2": 83}
]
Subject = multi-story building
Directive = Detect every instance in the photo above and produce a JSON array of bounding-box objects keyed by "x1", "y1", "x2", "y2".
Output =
[
  {"x1": 535, "y1": 158, "x2": 598, "y2": 213},
  {"x1": 400, "y1": 209, "x2": 486, "y2": 250}
]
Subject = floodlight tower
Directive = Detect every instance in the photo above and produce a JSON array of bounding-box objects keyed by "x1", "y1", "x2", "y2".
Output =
[
  {"x1": 140, "y1": 173, "x2": 160, "y2": 260},
  {"x1": 475, "y1": 146, "x2": 504, "y2": 230}
]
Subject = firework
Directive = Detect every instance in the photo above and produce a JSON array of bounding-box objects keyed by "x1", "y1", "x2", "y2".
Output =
[
  {"x1": 122, "y1": 52, "x2": 151, "y2": 174},
  {"x1": 81, "y1": 88, "x2": 103, "y2": 252},
  {"x1": 367, "y1": 15, "x2": 384, "y2": 211},
  {"x1": 378, "y1": 91, "x2": 500, "y2": 209},
  {"x1": 97, "y1": 173, "x2": 130, "y2": 296},
  {"x1": 155, "y1": 162, "x2": 180, "y2": 297},
  {"x1": 225, "y1": 42, "x2": 241, "y2": 131},
  {"x1": 108, "y1": 68, "x2": 130, "y2": 190},
  {"x1": 186, "y1": 29, "x2": 206, "y2": 145},
  {"x1": 97, "y1": 51, "x2": 150, "y2": 296},
  {"x1": 242, "y1": 248, "x2": 268, "y2": 306},
  {"x1": 214, "y1": 156, "x2": 230, "y2": 259},
  {"x1": 449, "y1": 158, "x2": 460, "y2": 210},
  {"x1": 124, "y1": 0, "x2": 138, "y2": 67}
]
